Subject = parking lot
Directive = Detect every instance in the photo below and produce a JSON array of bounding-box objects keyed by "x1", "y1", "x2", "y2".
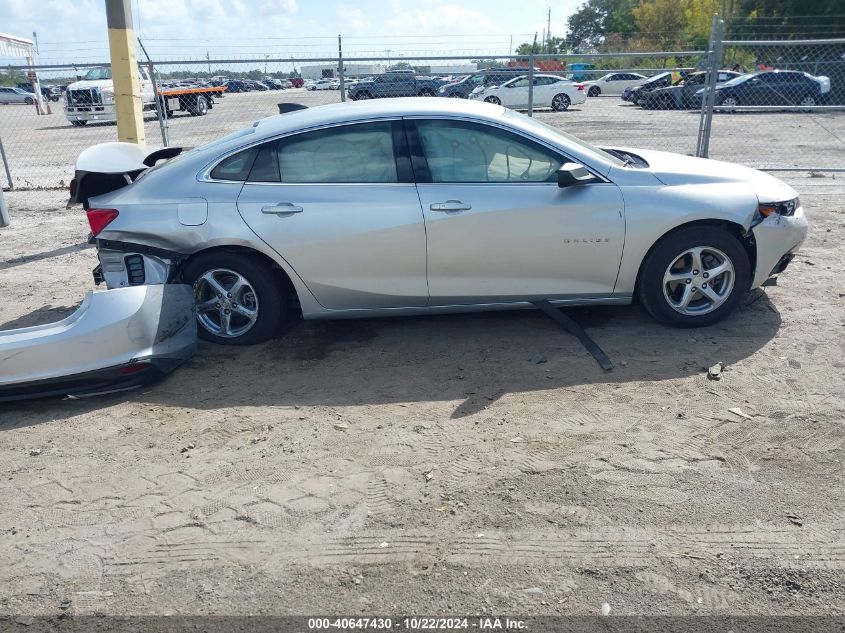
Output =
[
  {"x1": 0, "y1": 93, "x2": 844, "y2": 617},
  {"x1": 2, "y1": 89, "x2": 844, "y2": 194}
]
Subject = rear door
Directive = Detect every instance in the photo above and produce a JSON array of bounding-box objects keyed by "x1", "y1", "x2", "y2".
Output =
[
  {"x1": 408, "y1": 118, "x2": 625, "y2": 303},
  {"x1": 234, "y1": 120, "x2": 429, "y2": 310}
]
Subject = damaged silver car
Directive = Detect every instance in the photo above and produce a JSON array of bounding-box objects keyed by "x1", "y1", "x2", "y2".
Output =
[{"x1": 71, "y1": 98, "x2": 807, "y2": 345}]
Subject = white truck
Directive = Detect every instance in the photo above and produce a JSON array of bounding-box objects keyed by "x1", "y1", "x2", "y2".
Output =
[
  {"x1": 64, "y1": 67, "x2": 224, "y2": 126},
  {"x1": 64, "y1": 67, "x2": 156, "y2": 126}
]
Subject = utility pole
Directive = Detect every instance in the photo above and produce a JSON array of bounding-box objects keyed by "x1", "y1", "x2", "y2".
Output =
[
  {"x1": 105, "y1": 0, "x2": 144, "y2": 144},
  {"x1": 206, "y1": 51, "x2": 211, "y2": 77},
  {"x1": 547, "y1": 7, "x2": 551, "y2": 53}
]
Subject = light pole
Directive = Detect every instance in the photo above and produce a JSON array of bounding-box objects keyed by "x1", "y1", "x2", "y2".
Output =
[{"x1": 385, "y1": 49, "x2": 391, "y2": 68}]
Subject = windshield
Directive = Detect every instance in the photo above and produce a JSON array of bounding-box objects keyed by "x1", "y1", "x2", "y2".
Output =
[
  {"x1": 645, "y1": 72, "x2": 670, "y2": 85},
  {"x1": 83, "y1": 67, "x2": 112, "y2": 81},
  {"x1": 503, "y1": 110, "x2": 625, "y2": 168},
  {"x1": 723, "y1": 73, "x2": 751, "y2": 86}
]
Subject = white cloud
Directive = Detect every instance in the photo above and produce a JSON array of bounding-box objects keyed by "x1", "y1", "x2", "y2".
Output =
[
  {"x1": 336, "y1": 4, "x2": 370, "y2": 32},
  {"x1": 386, "y1": 1, "x2": 496, "y2": 35}
]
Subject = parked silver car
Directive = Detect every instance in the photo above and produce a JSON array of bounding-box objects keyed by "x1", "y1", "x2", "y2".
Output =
[
  {"x1": 72, "y1": 98, "x2": 807, "y2": 345},
  {"x1": 0, "y1": 86, "x2": 37, "y2": 105}
]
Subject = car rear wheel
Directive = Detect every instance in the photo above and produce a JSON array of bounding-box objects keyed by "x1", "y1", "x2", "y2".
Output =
[
  {"x1": 70, "y1": 120, "x2": 87, "y2": 126},
  {"x1": 24, "y1": 97, "x2": 34, "y2": 105},
  {"x1": 637, "y1": 226, "x2": 750, "y2": 328},
  {"x1": 588, "y1": 86, "x2": 600, "y2": 97},
  {"x1": 182, "y1": 253, "x2": 286, "y2": 345},
  {"x1": 356, "y1": 91, "x2": 372, "y2": 100},
  {"x1": 799, "y1": 95, "x2": 816, "y2": 107},
  {"x1": 551, "y1": 93, "x2": 571, "y2": 111},
  {"x1": 484, "y1": 95, "x2": 501, "y2": 105}
]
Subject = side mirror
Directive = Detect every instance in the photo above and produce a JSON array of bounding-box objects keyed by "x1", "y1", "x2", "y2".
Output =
[{"x1": 557, "y1": 163, "x2": 594, "y2": 188}]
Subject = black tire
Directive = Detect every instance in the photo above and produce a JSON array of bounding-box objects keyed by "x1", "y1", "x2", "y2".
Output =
[
  {"x1": 356, "y1": 91, "x2": 372, "y2": 100},
  {"x1": 637, "y1": 226, "x2": 751, "y2": 328},
  {"x1": 70, "y1": 120, "x2": 87, "y2": 126},
  {"x1": 181, "y1": 252, "x2": 287, "y2": 345},
  {"x1": 484, "y1": 95, "x2": 501, "y2": 105},
  {"x1": 551, "y1": 93, "x2": 570, "y2": 111},
  {"x1": 418, "y1": 88, "x2": 436, "y2": 97},
  {"x1": 24, "y1": 97, "x2": 34, "y2": 105},
  {"x1": 189, "y1": 96, "x2": 209, "y2": 116},
  {"x1": 588, "y1": 86, "x2": 600, "y2": 97}
]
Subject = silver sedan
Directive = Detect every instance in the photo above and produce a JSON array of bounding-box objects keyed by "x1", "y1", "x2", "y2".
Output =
[{"x1": 72, "y1": 98, "x2": 807, "y2": 345}]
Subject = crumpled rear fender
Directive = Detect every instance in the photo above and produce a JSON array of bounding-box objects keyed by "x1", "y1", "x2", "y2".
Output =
[{"x1": 0, "y1": 284, "x2": 196, "y2": 402}]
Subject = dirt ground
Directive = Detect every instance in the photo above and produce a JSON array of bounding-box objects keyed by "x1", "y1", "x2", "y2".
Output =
[{"x1": 1, "y1": 169, "x2": 844, "y2": 618}]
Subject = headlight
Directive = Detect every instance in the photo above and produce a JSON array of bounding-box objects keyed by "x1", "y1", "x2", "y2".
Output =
[
  {"x1": 758, "y1": 197, "x2": 799, "y2": 218},
  {"x1": 100, "y1": 89, "x2": 114, "y2": 104}
]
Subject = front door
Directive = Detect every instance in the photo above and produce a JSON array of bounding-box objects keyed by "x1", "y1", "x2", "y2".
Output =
[
  {"x1": 234, "y1": 120, "x2": 429, "y2": 310},
  {"x1": 408, "y1": 119, "x2": 625, "y2": 304}
]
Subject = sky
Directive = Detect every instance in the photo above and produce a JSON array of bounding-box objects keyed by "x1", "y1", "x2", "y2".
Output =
[{"x1": 1, "y1": 0, "x2": 583, "y2": 67}]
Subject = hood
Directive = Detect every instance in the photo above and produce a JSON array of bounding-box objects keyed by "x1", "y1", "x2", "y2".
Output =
[
  {"x1": 623, "y1": 148, "x2": 797, "y2": 201},
  {"x1": 68, "y1": 79, "x2": 112, "y2": 90}
]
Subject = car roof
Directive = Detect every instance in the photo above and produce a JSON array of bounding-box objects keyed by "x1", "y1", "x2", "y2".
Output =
[{"x1": 253, "y1": 98, "x2": 507, "y2": 136}]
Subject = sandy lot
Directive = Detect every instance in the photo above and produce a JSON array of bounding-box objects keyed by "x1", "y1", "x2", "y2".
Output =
[{"x1": 0, "y1": 115, "x2": 843, "y2": 617}]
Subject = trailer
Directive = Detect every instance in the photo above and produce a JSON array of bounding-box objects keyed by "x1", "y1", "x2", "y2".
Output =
[{"x1": 158, "y1": 85, "x2": 227, "y2": 117}]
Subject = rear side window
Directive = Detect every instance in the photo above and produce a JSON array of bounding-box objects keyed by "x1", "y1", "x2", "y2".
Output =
[{"x1": 210, "y1": 147, "x2": 257, "y2": 181}]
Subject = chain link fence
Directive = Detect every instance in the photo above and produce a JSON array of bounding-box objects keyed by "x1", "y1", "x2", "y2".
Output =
[{"x1": 1, "y1": 32, "x2": 843, "y2": 212}]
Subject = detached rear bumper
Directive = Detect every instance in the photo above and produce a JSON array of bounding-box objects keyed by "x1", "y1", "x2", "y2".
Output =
[{"x1": 0, "y1": 285, "x2": 196, "y2": 402}]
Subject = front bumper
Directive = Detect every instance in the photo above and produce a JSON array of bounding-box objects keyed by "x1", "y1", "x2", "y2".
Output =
[
  {"x1": 65, "y1": 103, "x2": 116, "y2": 123},
  {"x1": 0, "y1": 285, "x2": 196, "y2": 402},
  {"x1": 750, "y1": 205, "x2": 809, "y2": 288}
]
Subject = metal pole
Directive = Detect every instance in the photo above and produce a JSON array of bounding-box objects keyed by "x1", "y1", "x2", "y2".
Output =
[
  {"x1": 0, "y1": 181, "x2": 9, "y2": 228},
  {"x1": 696, "y1": 14, "x2": 724, "y2": 158},
  {"x1": 527, "y1": 33, "x2": 537, "y2": 117},
  {"x1": 0, "y1": 136, "x2": 13, "y2": 191},
  {"x1": 138, "y1": 38, "x2": 169, "y2": 147},
  {"x1": 338, "y1": 34, "x2": 346, "y2": 102}
]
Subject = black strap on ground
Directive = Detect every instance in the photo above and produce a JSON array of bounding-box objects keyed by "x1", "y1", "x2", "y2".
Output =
[{"x1": 531, "y1": 300, "x2": 614, "y2": 372}]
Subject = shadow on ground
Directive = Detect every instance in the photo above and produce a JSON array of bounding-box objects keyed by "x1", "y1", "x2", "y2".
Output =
[{"x1": 0, "y1": 289, "x2": 781, "y2": 424}]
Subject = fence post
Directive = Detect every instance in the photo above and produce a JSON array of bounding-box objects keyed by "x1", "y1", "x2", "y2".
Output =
[
  {"x1": 0, "y1": 136, "x2": 12, "y2": 191},
  {"x1": 0, "y1": 176, "x2": 9, "y2": 227},
  {"x1": 138, "y1": 38, "x2": 169, "y2": 147},
  {"x1": 527, "y1": 51, "x2": 536, "y2": 116},
  {"x1": 696, "y1": 14, "x2": 725, "y2": 158},
  {"x1": 338, "y1": 34, "x2": 346, "y2": 102}
]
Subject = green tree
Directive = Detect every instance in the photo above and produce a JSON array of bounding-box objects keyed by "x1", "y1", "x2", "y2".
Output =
[{"x1": 566, "y1": 0, "x2": 639, "y2": 51}]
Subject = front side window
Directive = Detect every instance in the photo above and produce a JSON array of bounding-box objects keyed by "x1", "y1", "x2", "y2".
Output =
[
  {"x1": 414, "y1": 120, "x2": 562, "y2": 183},
  {"x1": 508, "y1": 78, "x2": 529, "y2": 88},
  {"x1": 258, "y1": 122, "x2": 399, "y2": 183}
]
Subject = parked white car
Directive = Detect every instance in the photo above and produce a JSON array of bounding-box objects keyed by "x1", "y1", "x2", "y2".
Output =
[
  {"x1": 469, "y1": 74, "x2": 586, "y2": 111},
  {"x1": 308, "y1": 79, "x2": 340, "y2": 91},
  {"x1": 581, "y1": 72, "x2": 648, "y2": 97},
  {"x1": 0, "y1": 86, "x2": 37, "y2": 105}
]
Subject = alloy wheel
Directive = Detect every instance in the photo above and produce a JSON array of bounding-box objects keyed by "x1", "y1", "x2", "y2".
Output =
[
  {"x1": 194, "y1": 268, "x2": 260, "y2": 338},
  {"x1": 662, "y1": 246, "x2": 735, "y2": 316}
]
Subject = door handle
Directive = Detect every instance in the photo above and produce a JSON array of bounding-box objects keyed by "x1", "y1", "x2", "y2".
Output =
[
  {"x1": 430, "y1": 200, "x2": 471, "y2": 213},
  {"x1": 261, "y1": 203, "x2": 303, "y2": 216}
]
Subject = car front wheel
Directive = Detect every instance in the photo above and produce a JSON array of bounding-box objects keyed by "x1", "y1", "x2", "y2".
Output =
[
  {"x1": 637, "y1": 226, "x2": 750, "y2": 328},
  {"x1": 484, "y1": 95, "x2": 501, "y2": 105},
  {"x1": 182, "y1": 252, "x2": 286, "y2": 345}
]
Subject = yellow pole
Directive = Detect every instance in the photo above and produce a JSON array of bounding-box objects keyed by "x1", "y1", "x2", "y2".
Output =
[{"x1": 105, "y1": 0, "x2": 145, "y2": 144}]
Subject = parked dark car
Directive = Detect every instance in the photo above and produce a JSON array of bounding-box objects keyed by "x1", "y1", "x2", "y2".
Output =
[
  {"x1": 696, "y1": 70, "x2": 831, "y2": 108},
  {"x1": 639, "y1": 70, "x2": 742, "y2": 109},
  {"x1": 623, "y1": 72, "x2": 675, "y2": 104},
  {"x1": 437, "y1": 68, "x2": 538, "y2": 99},
  {"x1": 16, "y1": 82, "x2": 61, "y2": 101},
  {"x1": 347, "y1": 72, "x2": 442, "y2": 100},
  {"x1": 223, "y1": 80, "x2": 251, "y2": 93}
]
